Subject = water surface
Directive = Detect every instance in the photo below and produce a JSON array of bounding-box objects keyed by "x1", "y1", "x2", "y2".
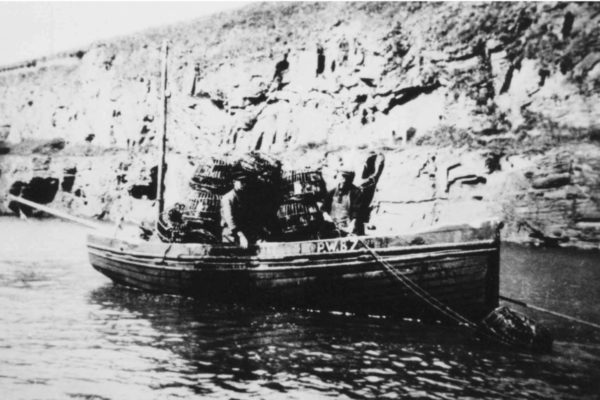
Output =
[{"x1": 0, "y1": 217, "x2": 599, "y2": 399}]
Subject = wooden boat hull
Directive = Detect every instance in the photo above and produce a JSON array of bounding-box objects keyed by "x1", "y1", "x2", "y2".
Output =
[{"x1": 87, "y1": 221, "x2": 501, "y2": 319}]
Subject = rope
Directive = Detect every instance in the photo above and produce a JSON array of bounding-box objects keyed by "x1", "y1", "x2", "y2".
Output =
[
  {"x1": 500, "y1": 295, "x2": 600, "y2": 330},
  {"x1": 357, "y1": 238, "x2": 475, "y2": 328},
  {"x1": 356, "y1": 238, "x2": 518, "y2": 347}
]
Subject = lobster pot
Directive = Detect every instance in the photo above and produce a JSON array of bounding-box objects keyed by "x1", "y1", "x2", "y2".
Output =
[
  {"x1": 481, "y1": 306, "x2": 553, "y2": 352},
  {"x1": 239, "y1": 152, "x2": 282, "y2": 182},
  {"x1": 157, "y1": 204, "x2": 220, "y2": 244},
  {"x1": 190, "y1": 157, "x2": 234, "y2": 194},
  {"x1": 185, "y1": 190, "x2": 221, "y2": 223},
  {"x1": 158, "y1": 215, "x2": 219, "y2": 244},
  {"x1": 282, "y1": 169, "x2": 326, "y2": 201},
  {"x1": 277, "y1": 200, "x2": 323, "y2": 238}
]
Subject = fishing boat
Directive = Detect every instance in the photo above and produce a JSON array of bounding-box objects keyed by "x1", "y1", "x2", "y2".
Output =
[
  {"x1": 9, "y1": 42, "x2": 501, "y2": 321},
  {"x1": 86, "y1": 219, "x2": 501, "y2": 319}
]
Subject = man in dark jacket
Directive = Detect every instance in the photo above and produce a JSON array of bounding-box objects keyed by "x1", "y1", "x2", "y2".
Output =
[
  {"x1": 221, "y1": 171, "x2": 253, "y2": 248},
  {"x1": 221, "y1": 169, "x2": 281, "y2": 248},
  {"x1": 321, "y1": 169, "x2": 362, "y2": 236}
]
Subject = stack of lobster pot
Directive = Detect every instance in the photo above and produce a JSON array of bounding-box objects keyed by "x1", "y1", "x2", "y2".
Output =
[
  {"x1": 277, "y1": 169, "x2": 327, "y2": 241},
  {"x1": 158, "y1": 157, "x2": 234, "y2": 244},
  {"x1": 238, "y1": 151, "x2": 285, "y2": 226},
  {"x1": 189, "y1": 157, "x2": 234, "y2": 195}
]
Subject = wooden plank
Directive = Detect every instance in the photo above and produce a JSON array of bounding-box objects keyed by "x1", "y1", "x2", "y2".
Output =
[
  {"x1": 90, "y1": 252, "x2": 489, "y2": 302},
  {"x1": 88, "y1": 243, "x2": 496, "y2": 273},
  {"x1": 87, "y1": 236, "x2": 496, "y2": 262}
]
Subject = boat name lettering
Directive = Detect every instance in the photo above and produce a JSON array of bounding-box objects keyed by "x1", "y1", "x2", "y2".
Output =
[{"x1": 315, "y1": 239, "x2": 361, "y2": 253}]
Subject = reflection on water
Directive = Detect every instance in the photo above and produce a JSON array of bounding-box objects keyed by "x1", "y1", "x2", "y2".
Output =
[{"x1": 0, "y1": 217, "x2": 599, "y2": 399}]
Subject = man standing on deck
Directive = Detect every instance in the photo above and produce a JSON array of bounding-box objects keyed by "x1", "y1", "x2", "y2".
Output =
[
  {"x1": 220, "y1": 167, "x2": 281, "y2": 248},
  {"x1": 321, "y1": 169, "x2": 362, "y2": 236},
  {"x1": 220, "y1": 170, "x2": 256, "y2": 249}
]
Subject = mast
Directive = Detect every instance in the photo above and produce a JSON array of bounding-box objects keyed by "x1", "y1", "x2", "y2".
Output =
[{"x1": 156, "y1": 41, "x2": 169, "y2": 221}]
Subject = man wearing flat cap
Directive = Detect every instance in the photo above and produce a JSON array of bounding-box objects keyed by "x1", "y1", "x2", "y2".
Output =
[
  {"x1": 221, "y1": 165, "x2": 281, "y2": 248},
  {"x1": 221, "y1": 168, "x2": 254, "y2": 248},
  {"x1": 321, "y1": 168, "x2": 363, "y2": 236}
]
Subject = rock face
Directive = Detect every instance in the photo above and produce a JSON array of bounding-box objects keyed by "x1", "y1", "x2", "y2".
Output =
[{"x1": 1, "y1": 2, "x2": 599, "y2": 248}]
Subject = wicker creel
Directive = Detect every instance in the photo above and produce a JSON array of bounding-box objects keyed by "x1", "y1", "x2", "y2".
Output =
[
  {"x1": 282, "y1": 169, "x2": 326, "y2": 201},
  {"x1": 277, "y1": 200, "x2": 323, "y2": 235},
  {"x1": 184, "y1": 190, "x2": 221, "y2": 219},
  {"x1": 238, "y1": 151, "x2": 282, "y2": 176},
  {"x1": 157, "y1": 203, "x2": 221, "y2": 243},
  {"x1": 189, "y1": 157, "x2": 234, "y2": 193}
]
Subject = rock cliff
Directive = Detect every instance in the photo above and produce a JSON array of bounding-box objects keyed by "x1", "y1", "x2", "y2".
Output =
[{"x1": 1, "y1": 2, "x2": 599, "y2": 248}]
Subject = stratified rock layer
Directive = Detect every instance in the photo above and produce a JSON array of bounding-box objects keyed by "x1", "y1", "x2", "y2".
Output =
[{"x1": 1, "y1": 2, "x2": 599, "y2": 248}]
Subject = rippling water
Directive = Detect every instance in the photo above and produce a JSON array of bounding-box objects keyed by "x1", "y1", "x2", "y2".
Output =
[{"x1": 1, "y1": 217, "x2": 599, "y2": 399}]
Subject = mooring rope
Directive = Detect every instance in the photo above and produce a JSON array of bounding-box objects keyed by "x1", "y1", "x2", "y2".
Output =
[
  {"x1": 358, "y1": 239, "x2": 474, "y2": 326},
  {"x1": 500, "y1": 295, "x2": 600, "y2": 330},
  {"x1": 356, "y1": 238, "x2": 518, "y2": 347}
]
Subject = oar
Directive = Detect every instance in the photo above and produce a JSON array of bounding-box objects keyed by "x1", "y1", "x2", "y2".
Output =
[
  {"x1": 7, "y1": 194, "x2": 105, "y2": 230},
  {"x1": 500, "y1": 295, "x2": 600, "y2": 330}
]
